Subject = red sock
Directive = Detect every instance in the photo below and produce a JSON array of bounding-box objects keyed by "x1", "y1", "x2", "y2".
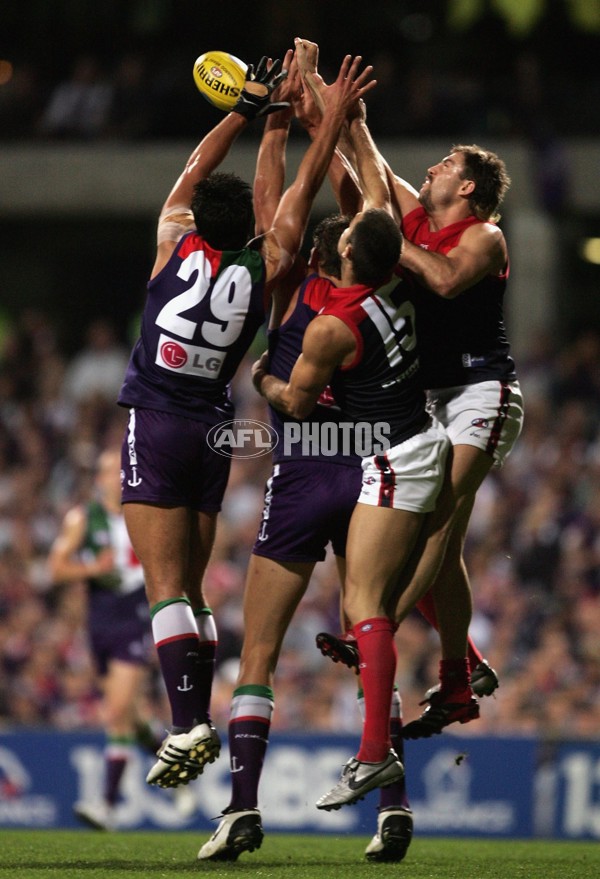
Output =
[
  {"x1": 467, "y1": 637, "x2": 483, "y2": 669},
  {"x1": 439, "y1": 657, "x2": 471, "y2": 696},
  {"x1": 417, "y1": 593, "x2": 483, "y2": 673},
  {"x1": 354, "y1": 617, "x2": 397, "y2": 763}
]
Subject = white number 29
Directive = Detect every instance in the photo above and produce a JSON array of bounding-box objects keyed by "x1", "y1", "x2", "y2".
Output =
[{"x1": 155, "y1": 250, "x2": 252, "y2": 347}]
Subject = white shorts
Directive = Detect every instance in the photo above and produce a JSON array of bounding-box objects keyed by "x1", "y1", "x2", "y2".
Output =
[
  {"x1": 427, "y1": 380, "x2": 524, "y2": 468},
  {"x1": 358, "y1": 420, "x2": 450, "y2": 513}
]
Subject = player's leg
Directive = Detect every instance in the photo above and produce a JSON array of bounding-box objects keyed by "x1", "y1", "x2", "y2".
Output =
[
  {"x1": 124, "y1": 503, "x2": 214, "y2": 727},
  {"x1": 430, "y1": 444, "x2": 491, "y2": 657},
  {"x1": 334, "y1": 523, "x2": 414, "y2": 861},
  {"x1": 121, "y1": 410, "x2": 228, "y2": 787},
  {"x1": 181, "y1": 508, "x2": 220, "y2": 726},
  {"x1": 102, "y1": 659, "x2": 147, "y2": 801},
  {"x1": 198, "y1": 554, "x2": 313, "y2": 861},
  {"x1": 402, "y1": 443, "x2": 493, "y2": 738},
  {"x1": 199, "y1": 459, "x2": 359, "y2": 858},
  {"x1": 228, "y1": 555, "x2": 313, "y2": 811},
  {"x1": 416, "y1": 380, "x2": 523, "y2": 706},
  {"x1": 416, "y1": 588, "x2": 498, "y2": 695},
  {"x1": 74, "y1": 658, "x2": 146, "y2": 830},
  {"x1": 316, "y1": 425, "x2": 449, "y2": 810},
  {"x1": 400, "y1": 378, "x2": 524, "y2": 738},
  {"x1": 315, "y1": 504, "x2": 421, "y2": 813},
  {"x1": 124, "y1": 502, "x2": 220, "y2": 786}
]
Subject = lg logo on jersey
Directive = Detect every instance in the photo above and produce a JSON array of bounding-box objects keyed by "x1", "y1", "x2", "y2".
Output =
[
  {"x1": 160, "y1": 341, "x2": 188, "y2": 368},
  {"x1": 157, "y1": 335, "x2": 223, "y2": 376}
]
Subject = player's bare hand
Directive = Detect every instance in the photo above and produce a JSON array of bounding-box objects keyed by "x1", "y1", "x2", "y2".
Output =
[
  {"x1": 251, "y1": 351, "x2": 270, "y2": 393},
  {"x1": 271, "y1": 48, "x2": 300, "y2": 115},
  {"x1": 307, "y1": 55, "x2": 376, "y2": 121},
  {"x1": 346, "y1": 96, "x2": 367, "y2": 124},
  {"x1": 294, "y1": 37, "x2": 319, "y2": 78},
  {"x1": 293, "y1": 69, "x2": 323, "y2": 130}
]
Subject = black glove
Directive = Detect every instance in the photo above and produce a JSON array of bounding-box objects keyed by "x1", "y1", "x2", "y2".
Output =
[{"x1": 232, "y1": 56, "x2": 290, "y2": 121}]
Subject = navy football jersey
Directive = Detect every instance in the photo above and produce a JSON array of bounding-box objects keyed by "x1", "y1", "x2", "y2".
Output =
[
  {"x1": 267, "y1": 273, "x2": 362, "y2": 465},
  {"x1": 403, "y1": 206, "x2": 516, "y2": 389},
  {"x1": 119, "y1": 231, "x2": 267, "y2": 423},
  {"x1": 323, "y1": 274, "x2": 429, "y2": 449}
]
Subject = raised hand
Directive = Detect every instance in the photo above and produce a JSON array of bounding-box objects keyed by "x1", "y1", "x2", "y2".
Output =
[
  {"x1": 232, "y1": 55, "x2": 290, "y2": 121},
  {"x1": 269, "y1": 48, "x2": 300, "y2": 120},
  {"x1": 292, "y1": 67, "x2": 322, "y2": 132},
  {"x1": 307, "y1": 55, "x2": 376, "y2": 123},
  {"x1": 294, "y1": 37, "x2": 319, "y2": 80}
]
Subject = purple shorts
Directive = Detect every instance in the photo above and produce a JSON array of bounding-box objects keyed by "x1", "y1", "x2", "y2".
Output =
[
  {"x1": 120, "y1": 407, "x2": 230, "y2": 512},
  {"x1": 88, "y1": 585, "x2": 153, "y2": 676},
  {"x1": 252, "y1": 460, "x2": 362, "y2": 563}
]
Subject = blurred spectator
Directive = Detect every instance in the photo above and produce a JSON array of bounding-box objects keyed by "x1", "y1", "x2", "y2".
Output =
[
  {"x1": 105, "y1": 52, "x2": 154, "y2": 140},
  {"x1": 61, "y1": 318, "x2": 130, "y2": 407},
  {"x1": 38, "y1": 54, "x2": 113, "y2": 140},
  {"x1": 552, "y1": 330, "x2": 600, "y2": 406},
  {"x1": 0, "y1": 61, "x2": 45, "y2": 138}
]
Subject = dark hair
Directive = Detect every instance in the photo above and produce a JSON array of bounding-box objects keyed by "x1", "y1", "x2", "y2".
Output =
[
  {"x1": 452, "y1": 144, "x2": 511, "y2": 222},
  {"x1": 312, "y1": 214, "x2": 350, "y2": 278},
  {"x1": 348, "y1": 209, "x2": 402, "y2": 287},
  {"x1": 191, "y1": 171, "x2": 254, "y2": 251}
]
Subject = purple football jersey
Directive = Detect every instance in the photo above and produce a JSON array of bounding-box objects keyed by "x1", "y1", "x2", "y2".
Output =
[{"x1": 119, "y1": 232, "x2": 267, "y2": 423}]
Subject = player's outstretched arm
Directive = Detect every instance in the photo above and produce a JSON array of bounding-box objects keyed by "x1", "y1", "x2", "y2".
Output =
[
  {"x1": 161, "y1": 53, "x2": 289, "y2": 219},
  {"x1": 253, "y1": 314, "x2": 355, "y2": 420},
  {"x1": 262, "y1": 55, "x2": 376, "y2": 289},
  {"x1": 253, "y1": 49, "x2": 298, "y2": 237},
  {"x1": 152, "y1": 53, "x2": 290, "y2": 278},
  {"x1": 294, "y1": 37, "x2": 363, "y2": 217},
  {"x1": 347, "y1": 104, "x2": 391, "y2": 215}
]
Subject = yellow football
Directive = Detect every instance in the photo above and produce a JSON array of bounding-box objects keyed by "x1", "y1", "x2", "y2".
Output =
[{"x1": 193, "y1": 50, "x2": 247, "y2": 112}]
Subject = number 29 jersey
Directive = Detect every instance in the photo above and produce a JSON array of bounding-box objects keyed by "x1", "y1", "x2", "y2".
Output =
[{"x1": 118, "y1": 231, "x2": 267, "y2": 423}]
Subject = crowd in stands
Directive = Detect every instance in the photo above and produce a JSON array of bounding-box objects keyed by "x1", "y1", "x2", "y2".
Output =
[
  {"x1": 1, "y1": 3, "x2": 599, "y2": 142},
  {"x1": 0, "y1": 309, "x2": 599, "y2": 740}
]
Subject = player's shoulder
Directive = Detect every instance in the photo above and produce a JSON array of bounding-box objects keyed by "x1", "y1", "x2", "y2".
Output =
[
  {"x1": 305, "y1": 311, "x2": 355, "y2": 359},
  {"x1": 461, "y1": 219, "x2": 507, "y2": 263}
]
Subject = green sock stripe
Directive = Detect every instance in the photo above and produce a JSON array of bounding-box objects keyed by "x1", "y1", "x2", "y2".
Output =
[
  {"x1": 194, "y1": 607, "x2": 213, "y2": 617},
  {"x1": 150, "y1": 597, "x2": 191, "y2": 619},
  {"x1": 234, "y1": 683, "x2": 274, "y2": 701},
  {"x1": 107, "y1": 735, "x2": 136, "y2": 746}
]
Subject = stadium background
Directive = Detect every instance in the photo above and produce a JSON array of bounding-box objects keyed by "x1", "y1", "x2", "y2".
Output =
[{"x1": 1, "y1": 0, "x2": 599, "y2": 837}]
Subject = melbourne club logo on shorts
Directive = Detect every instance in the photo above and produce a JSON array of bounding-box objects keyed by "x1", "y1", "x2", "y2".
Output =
[
  {"x1": 207, "y1": 420, "x2": 279, "y2": 459},
  {"x1": 470, "y1": 417, "x2": 490, "y2": 438}
]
